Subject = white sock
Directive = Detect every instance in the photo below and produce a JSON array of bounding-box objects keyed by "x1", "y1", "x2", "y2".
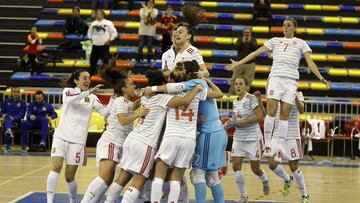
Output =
[
  {"x1": 67, "y1": 180, "x2": 77, "y2": 203},
  {"x1": 179, "y1": 176, "x2": 189, "y2": 203},
  {"x1": 168, "y1": 181, "x2": 181, "y2": 203},
  {"x1": 272, "y1": 165, "x2": 290, "y2": 182},
  {"x1": 151, "y1": 178, "x2": 164, "y2": 203},
  {"x1": 264, "y1": 115, "x2": 275, "y2": 146},
  {"x1": 234, "y1": 171, "x2": 247, "y2": 197},
  {"x1": 47, "y1": 170, "x2": 60, "y2": 203},
  {"x1": 105, "y1": 182, "x2": 124, "y2": 202},
  {"x1": 81, "y1": 176, "x2": 108, "y2": 203},
  {"x1": 278, "y1": 120, "x2": 289, "y2": 143},
  {"x1": 293, "y1": 169, "x2": 308, "y2": 196},
  {"x1": 122, "y1": 187, "x2": 140, "y2": 203},
  {"x1": 258, "y1": 170, "x2": 269, "y2": 183},
  {"x1": 163, "y1": 181, "x2": 170, "y2": 202}
]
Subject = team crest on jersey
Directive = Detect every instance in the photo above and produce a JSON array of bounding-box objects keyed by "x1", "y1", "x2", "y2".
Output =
[
  {"x1": 186, "y1": 47, "x2": 194, "y2": 55},
  {"x1": 42, "y1": 107, "x2": 47, "y2": 111},
  {"x1": 17, "y1": 102, "x2": 22, "y2": 107},
  {"x1": 269, "y1": 90, "x2": 274, "y2": 95},
  {"x1": 85, "y1": 97, "x2": 90, "y2": 103}
]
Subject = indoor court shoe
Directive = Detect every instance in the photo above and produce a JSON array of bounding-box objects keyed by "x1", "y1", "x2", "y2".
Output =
[
  {"x1": 4, "y1": 145, "x2": 11, "y2": 154},
  {"x1": 262, "y1": 180, "x2": 270, "y2": 195},
  {"x1": 21, "y1": 146, "x2": 29, "y2": 153},
  {"x1": 237, "y1": 195, "x2": 248, "y2": 203},
  {"x1": 5, "y1": 129, "x2": 13, "y2": 139},
  {"x1": 301, "y1": 195, "x2": 310, "y2": 203},
  {"x1": 282, "y1": 175, "x2": 294, "y2": 196}
]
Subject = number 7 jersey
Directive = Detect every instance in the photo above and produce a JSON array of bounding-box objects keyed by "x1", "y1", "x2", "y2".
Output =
[{"x1": 163, "y1": 89, "x2": 207, "y2": 140}]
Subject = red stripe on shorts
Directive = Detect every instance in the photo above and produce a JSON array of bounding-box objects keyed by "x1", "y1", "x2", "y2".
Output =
[
  {"x1": 296, "y1": 139, "x2": 303, "y2": 159},
  {"x1": 108, "y1": 143, "x2": 114, "y2": 160},
  {"x1": 140, "y1": 146, "x2": 152, "y2": 175}
]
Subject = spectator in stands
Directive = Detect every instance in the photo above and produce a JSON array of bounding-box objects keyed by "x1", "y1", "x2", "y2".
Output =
[
  {"x1": 0, "y1": 87, "x2": 26, "y2": 153},
  {"x1": 137, "y1": 0, "x2": 158, "y2": 62},
  {"x1": 59, "y1": 7, "x2": 88, "y2": 51},
  {"x1": 229, "y1": 28, "x2": 258, "y2": 94},
  {"x1": 161, "y1": 5, "x2": 177, "y2": 54},
  {"x1": 92, "y1": 0, "x2": 109, "y2": 10},
  {"x1": 85, "y1": 10, "x2": 96, "y2": 26},
  {"x1": 21, "y1": 90, "x2": 57, "y2": 152},
  {"x1": 24, "y1": 26, "x2": 42, "y2": 75},
  {"x1": 87, "y1": 9, "x2": 118, "y2": 76},
  {"x1": 253, "y1": 0, "x2": 272, "y2": 27}
]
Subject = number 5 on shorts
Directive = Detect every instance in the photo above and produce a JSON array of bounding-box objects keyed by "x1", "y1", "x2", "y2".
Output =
[{"x1": 76, "y1": 152, "x2": 81, "y2": 163}]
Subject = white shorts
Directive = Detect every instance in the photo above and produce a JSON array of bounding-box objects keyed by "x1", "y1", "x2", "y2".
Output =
[
  {"x1": 51, "y1": 137, "x2": 87, "y2": 166},
  {"x1": 266, "y1": 76, "x2": 298, "y2": 105},
  {"x1": 231, "y1": 139, "x2": 263, "y2": 161},
  {"x1": 277, "y1": 139, "x2": 303, "y2": 161},
  {"x1": 155, "y1": 137, "x2": 196, "y2": 169},
  {"x1": 96, "y1": 136, "x2": 123, "y2": 167},
  {"x1": 120, "y1": 138, "x2": 155, "y2": 178}
]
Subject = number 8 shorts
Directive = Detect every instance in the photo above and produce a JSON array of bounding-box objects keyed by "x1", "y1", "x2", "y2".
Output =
[{"x1": 51, "y1": 137, "x2": 87, "y2": 166}]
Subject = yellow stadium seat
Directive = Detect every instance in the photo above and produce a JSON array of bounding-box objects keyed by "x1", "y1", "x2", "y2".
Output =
[
  {"x1": 328, "y1": 68, "x2": 348, "y2": 76},
  {"x1": 298, "y1": 81, "x2": 310, "y2": 90},
  {"x1": 306, "y1": 28, "x2": 324, "y2": 35},
  {"x1": 310, "y1": 82, "x2": 329, "y2": 90},
  {"x1": 256, "y1": 38, "x2": 266, "y2": 45},
  {"x1": 322, "y1": 5, "x2": 340, "y2": 11},
  {"x1": 37, "y1": 32, "x2": 48, "y2": 39},
  {"x1": 251, "y1": 80, "x2": 267, "y2": 88},
  {"x1": 349, "y1": 69, "x2": 360, "y2": 77},
  {"x1": 215, "y1": 37, "x2": 232, "y2": 45},
  {"x1": 217, "y1": 95, "x2": 228, "y2": 102},
  {"x1": 300, "y1": 114, "x2": 311, "y2": 121},
  {"x1": 271, "y1": 4, "x2": 287, "y2": 9},
  {"x1": 80, "y1": 9, "x2": 92, "y2": 15},
  {"x1": 53, "y1": 59, "x2": 75, "y2": 67},
  {"x1": 125, "y1": 22, "x2": 140, "y2": 29},
  {"x1": 88, "y1": 112, "x2": 105, "y2": 133},
  {"x1": 304, "y1": 5, "x2": 322, "y2": 10},
  {"x1": 233, "y1": 14, "x2": 252, "y2": 20},
  {"x1": 109, "y1": 47, "x2": 118, "y2": 54},
  {"x1": 154, "y1": 0, "x2": 166, "y2": 5},
  {"x1": 199, "y1": 50, "x2": 212, "y2": 57},
  {"x1": 296, "y1": 28, "x2": 306, "y2": 34},
  {"x1": 74, "y1": 60, "x2": 90, "y2": 68},
  {"x1": 252, "y1": 26, "x2": 269, "y2": 33},
  {"x1": 51, "y1": 109, "x2": 62, "y2": 129},
  {"x1": 327, "y1": 55, "x2": 347, "y2": 62},
  {"x1": 255, "y1": 65, "x2": 269, "y2": 73},
  {"x1": 58, "y1": 9, "x2": 72, "y2": 15},
  {"x1": 341, "y1": 17, "x2": 359, "y2": 24},
  {"x1": 323, "y1": 16, "x2": 341, "y2": 23},
  {"x1": 310, "y1": 54, "x2": 327, "y2": 61},
  {"x1": 229, "y1": 95, "x2": 238, "y2": 101},
  {"x1": 104, "y1": 10, "x2": 111, "y2": 16},
  {"x1": 199, "y1": 1, "x2": 218, "y2": 7}
]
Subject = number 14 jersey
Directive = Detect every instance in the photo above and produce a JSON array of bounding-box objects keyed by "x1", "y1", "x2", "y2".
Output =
[{"x1": 163, "y1": 89, "x2": 207, "y2": 140}]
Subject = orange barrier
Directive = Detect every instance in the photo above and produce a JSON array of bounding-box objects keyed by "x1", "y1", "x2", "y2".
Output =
[
  {"x1": 113, "y1": 21, "x2": 126, "y2": 28},
  {"x1": 131, "y1": 76, "x2": 148, "y2": 84},
  {"x1": 203, "y1": 12, "x2": 218, "y2": 19},
  {"x1": 116, "y1": 61, "x2": 134, "y2": 68},
  {"x1": 128, "y1": 10, "x2": 140, "y2": 17},
  {"x1": 48, "y1": 33, "x2": 64, "y2": 39},
  {"x1": 270, "y1": 27, "x2": 283, "y2": 33},
  {"x1": 120, "y1": 34, "x2": 139, "y2": 41},
  {"x1": 344, "y1": 42, "x2": 360, "y2": 49},
  {"x1": 195, "y1": 37, "x2": 214, "y2": 43}
]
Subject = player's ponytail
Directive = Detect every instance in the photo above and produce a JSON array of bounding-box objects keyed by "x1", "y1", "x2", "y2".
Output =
[
  {"x1": 178, "y1": 5, "x2": 206, "y2": 42},
  {"x1": 170, "y1": 63, "x2": 187, "y2": 82},
  {"x1": 100, "y1": 66, "x2": 128, "y2": 96},
  {"x1": 146, "y1": 70, "x2": 166, "y2": 86}
]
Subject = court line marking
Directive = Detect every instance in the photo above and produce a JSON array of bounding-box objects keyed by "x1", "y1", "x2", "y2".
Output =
[
  {"x1": 8, "y1": 191, "x2": 35, "y2": 203},
  {"x1": 0, "y1": 165, "x2": 49, "y2": 187}
]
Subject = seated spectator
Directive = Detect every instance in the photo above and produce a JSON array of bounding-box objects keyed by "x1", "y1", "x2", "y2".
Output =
[
  {"x1": 229, "y1": 28, "x2": 258, "y2": 94},
  {"x1": 21, "y1": 90, "x2": 57, "y2": 152},
  {"x1": 59, "y1": 7, "x2": 88, "y2": 51},
  {"x1": 137, "y1": 0, "x2": 158, "y2": 62},
  {"x1": 161, "y1": 5, "x2": 177, "y2": 54},
  {"x1": 23, "y1": 26, "x2": 42, "y2": 75},
  {"x1": 92, "y1": 0, "x2": 109, "y2": 10},
  {"x1": 253, "y1": 0, "x2": 272, "y2": 26},
  {"x1": 0, "y1": 87, "x2": 26, "y2": 153}
]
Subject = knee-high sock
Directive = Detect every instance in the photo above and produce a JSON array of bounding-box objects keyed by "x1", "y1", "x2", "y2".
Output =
[
  {"x1": 67, "y1": 180, "x2": 78, "y2": 203},
  {"x1": 105, "y1": 182, "x2": 123, "y2": 203},
  {"x1": 257, "y1": 169, "x2": 269, "y2": 183},
  {"x1": 46, "y1": 170, "x2": 60, "y2": 203},
  {"x1": 234, "y1": 171, "x2": 247, "y2": 197},
  {"x1": 264, "y1": 115, "x2": 276, "y2": 146},
  {"x1": 293, "y1": 169, "x2": 308, "y2": 196},
  {"x1": 122, "y1": 187, "x2": 140, "y2": 203},
  {"x1": 81, "y1": 176, "x2": 108, "y2": 203},
  {"x1": 168, "y1": 181, "x2": 181, "y2": 203},
  {"x1": 151, "y1": 178, "x2": 164, "y2": 203},
  {"x1": 272, "y1": 165, "x2": 290, "y2": 182}
]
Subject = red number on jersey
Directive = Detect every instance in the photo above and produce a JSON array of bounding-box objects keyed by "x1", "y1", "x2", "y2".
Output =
[
  {"x1": 175, "y1": 106, "x2": 194, "y2": 121},
  {"x1": 139, "y1": 116, "x2": 145, "y2": 124},
  {"x1": 290, "y1": 148, "x2": 297, "y2": 158},
  {"x1": 283, "y1": 43, "x2": 289, "y2": 52}
]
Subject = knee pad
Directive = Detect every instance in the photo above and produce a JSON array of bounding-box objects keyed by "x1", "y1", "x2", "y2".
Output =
[
  {"x1": 205, "y1": 171, "x2": 221, "y2": 188},
  {"x1": 190, "y1": 168, "x2": 206, "y2": 185}
]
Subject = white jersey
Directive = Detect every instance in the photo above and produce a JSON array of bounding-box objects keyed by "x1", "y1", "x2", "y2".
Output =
[
  {"x1": 233, "y1": 93, "x2": 262, "y2": 141},
  {"x1": 163, "y1": 89, "x2": 207, "y2": 140},
  {"x1": 127, "y1": 94, "x2": 174, "y2": 148},
  {"x1": 264, "y1": 37, "x2": 312, "y2": 79},
  {"x1": 53, "y1": 87, "x2": 113, "y2": 145},
  {"x1": 161, "y1": 45, "x2": 205, "y2": 71},
  {"x1": 102, "y1": 97, "x2": 134, "y2": 146},
  {"x1": 274, "y1": 92, "x2": 304, "y2": 140}
]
